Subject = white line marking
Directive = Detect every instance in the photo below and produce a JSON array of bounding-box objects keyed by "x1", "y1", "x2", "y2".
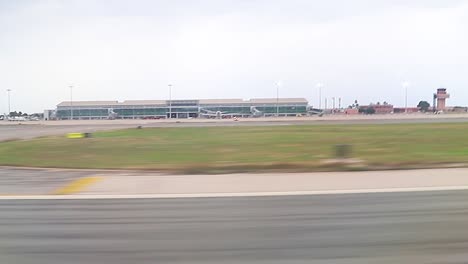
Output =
[{"x1": 1, "y1": 186, "x2": 468, "y2": 200}]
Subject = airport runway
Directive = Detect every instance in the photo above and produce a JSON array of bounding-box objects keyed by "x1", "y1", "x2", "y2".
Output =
[
  {"x1": 0, "y1": 124, "x2": 131, "y2": 141},
  {"x1": 2, "y1": 116, "x2": 468, "y2": 141},
  {"x1": 0, "y1": 168, "x2": 95, "y2": 195},
  {"x1": 2, "y1": 190, "x2": 468, "y2": 264}
]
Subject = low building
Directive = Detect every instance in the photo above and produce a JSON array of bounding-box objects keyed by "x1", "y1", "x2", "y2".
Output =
[
  {"x1": 372, "y1": 104, "x2": 394, "y2": 114},
  {"x1": 393, "y1": 107, "x2": 419, "y2": 114},
  {"x1": 359, "y1": 104, "x2": 394, "y2": 114},
  {"x1": 55, "y1": 98, "x2": 309, "y2": 120},
  {"x1": 446, "y1": 106, "x2": 468, "y2": 113},
  {"x1": 43, "y1": 110, "x2": 56, "y2": 121},
  {"x1": 344, "y1": 109, "x2": 359, "y2": 115}
]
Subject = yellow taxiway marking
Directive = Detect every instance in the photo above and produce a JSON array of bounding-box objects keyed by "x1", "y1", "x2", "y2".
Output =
[{"x1": 51, "y1": 176, "x2": 102, "y2": 195}]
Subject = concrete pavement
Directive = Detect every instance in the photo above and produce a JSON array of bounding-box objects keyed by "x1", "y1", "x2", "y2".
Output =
[
  {"x1": 82, "y1": 168, "x2": 468, "y2": 196},
  {"x1": 3, "y1": 114, "x2": 468, "y2": 141},
  {"x1": 2, "y1": 191, "x2": 468, "y2": 263},
  {"x1": 0, "y1": 124, "x2": 132, "y2": 141},
  {"x1": 2, "y1": 167, "x2": 468, "y2": 197},
  {"x1": 0, "y1": 168, "x2": 97, "y2": 195}
]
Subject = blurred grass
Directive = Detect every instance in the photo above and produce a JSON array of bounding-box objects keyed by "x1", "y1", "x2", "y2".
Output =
[{"x1": 1, "y1": 123, "x2": 468, "y2": 173}]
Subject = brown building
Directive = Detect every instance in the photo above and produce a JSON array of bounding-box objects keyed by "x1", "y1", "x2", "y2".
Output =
[
  {"x1": 394, "y1": 107, "x2": 419, "y2": 114},
  {"x1": 434, "y1": 88, "x2": 450, "y2": 111},
  {"x1": 344, "y1": 108, "x2": 359, "y2": 115},
  {"x1": 372, "y1": 104, "x2": 394, "y2": 114},
  {"x1": 359, "y1": 104, "x2": 394, "y2": 114}
]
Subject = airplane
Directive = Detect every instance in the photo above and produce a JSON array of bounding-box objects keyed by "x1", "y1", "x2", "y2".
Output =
[
  {"x1": 250, "y1": 106, "x2": 263, "y2": 117},
  {"x1": 107, "y1": 109, "x2": 119, "y2": 120},
  {"x1": 199, "y1": 109, "x2": 242, "y2": 119},
  {"x1": 8, "y1": 116, "x2": 27, "y2": 121},
  {"x1": 308, "y1": 108, "x2": 324, "y2": 116}
]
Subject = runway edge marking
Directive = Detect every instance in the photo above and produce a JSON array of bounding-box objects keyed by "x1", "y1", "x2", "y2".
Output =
[{"x1": 2, "y1": 185, "x2": 468, "y2": 200}]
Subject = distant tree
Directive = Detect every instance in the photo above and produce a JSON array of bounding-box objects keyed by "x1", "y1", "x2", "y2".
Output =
[
  {"x1": 8, "y1": 111, "x2": 29, "y2": 117},
  {"x1": 352, "y1": 100, "x2": 359, "y2": 108},
  {"x1": 31, "y1": 113, "x2": 44, "y2": 118},
  {"x1": 365, "y1": 107, "x2": 376, "y2": 115},
  {"x1": 417, "y1": 101, "x2": 431, "y2": 112}
]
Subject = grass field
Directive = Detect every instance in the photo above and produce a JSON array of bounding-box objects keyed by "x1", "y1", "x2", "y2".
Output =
[{"x1": 1, "y1": 123, "x2": 468, "y2": 173}]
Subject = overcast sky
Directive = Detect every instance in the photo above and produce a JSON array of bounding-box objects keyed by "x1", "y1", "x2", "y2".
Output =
[{"x1": 1, "y1": 0, "x2": 467, "y2": 113}]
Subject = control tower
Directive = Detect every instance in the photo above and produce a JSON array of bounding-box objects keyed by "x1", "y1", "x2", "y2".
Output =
[{"x1": 434, "y1": 88, "x2": 450, "y2": 111}]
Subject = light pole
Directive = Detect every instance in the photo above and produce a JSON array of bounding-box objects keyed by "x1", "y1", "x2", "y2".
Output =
[
  {"x1": 168, "y1": 84, "x2": 172, "y2": 119},
  {"x1": 69, "y1": 85, "x2": 73, "y2": 120},
  {"x1": 276, "y1": 81, "x2": 281, "y2": 117},
  {"x1": 6, "y1": 89, "x2": 11, "y2": 117},
  {"x1": 316, "y1": 83, "x2": 323, "y2": 109},
  {"x1": 403, "y1": 81, "x2": 409, "y2": 114}
]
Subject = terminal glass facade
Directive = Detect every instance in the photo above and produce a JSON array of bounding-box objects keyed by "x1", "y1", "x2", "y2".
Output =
[{"x1": 56, "y1": 99, "x2": 308, "y2": 120}]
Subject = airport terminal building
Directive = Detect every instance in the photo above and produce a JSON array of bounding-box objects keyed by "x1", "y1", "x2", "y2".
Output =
[{"x1": 54, "y1": 98, "x2": 308, "y2": 120}]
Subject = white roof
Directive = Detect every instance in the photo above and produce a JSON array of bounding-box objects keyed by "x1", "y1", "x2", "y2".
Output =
[
  {"x1": 57, "y1": 101, "x2": 118, "y2": 107},
  {"x1": 200, "y1": 98, "x2": 308, "y2": 105},
  {"x1": 121, "y1": 100, "x2": 167, "y2": 106},
  {"x1": 248, "y1": 98, "x2": 308, "y2": 104},
  {"x1": 58, "y1": 98, "x2": 309, "y2": 107},
  {"x1": 199, "y1": 99, "x2": 244, "y2": 105}
]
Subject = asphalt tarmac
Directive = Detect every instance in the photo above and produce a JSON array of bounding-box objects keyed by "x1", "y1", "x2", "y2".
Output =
[
  {"x1": 0, "y1": 124, "x2": 131, "y2": 141},
  {"x1": 2, "y1": 190, "x2": 468, "y2": 264},
  {"x1": 0, "y1": 168, "x2": 95, "y2": 195},
  {"x1": 2, "y1": 115, "x2": 468, "y2": 141}
]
